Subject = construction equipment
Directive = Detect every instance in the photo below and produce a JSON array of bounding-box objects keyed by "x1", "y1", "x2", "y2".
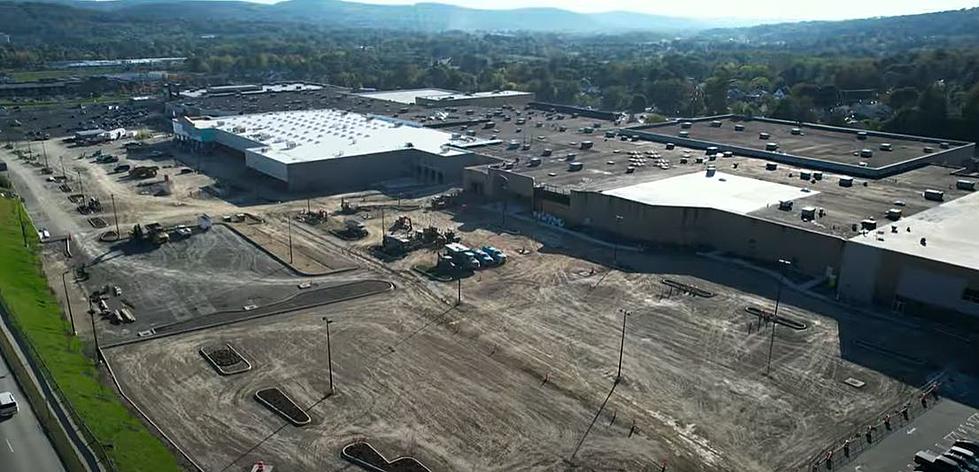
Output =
[
  {"x1": 129, "y1": 166, "x2": 159, "y2": 179},
  {"x1": 431, "y1": 191, "x2": 461, "y2": 210},
  {"x1": 391, "y1": 216, "x2": 412, "y2": 233},
  {"x1": 144, "y1": 222, "x2": 170, "y2": 245},
  {"x1": 338, "y1": 197, "x2": 359, "y2": 215}
]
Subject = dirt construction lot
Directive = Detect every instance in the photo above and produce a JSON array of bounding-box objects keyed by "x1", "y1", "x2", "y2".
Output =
[
  {"x1": 102, "y1": 205, "x2": 950, "y2": 472},
  {"x1": 5, "y1": 137, "x2": 970, "y2": 472}
]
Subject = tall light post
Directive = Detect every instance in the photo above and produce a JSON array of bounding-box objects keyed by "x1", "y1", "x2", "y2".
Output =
[
  {"x1": 110, "y1": 194, "x2": 120, "y2": 237},
  {"x1": 321, "y1": 317, "x2": 334, "y2": 395},
  {"x1": 287, "y1": 214, "x2": 294, "y2": 264},
  {"x1": 497, "y1": 176, "x2": 510, "y2": 228},
  {"x1": 61, "y1": 270, "x2": 76, "y2": 335},
  {"x1": 766, "y1": 258, "x2": 792, "y2": 377},
  {"x1": 616, "y1": 308, "x2": 630, "y2": 384}
]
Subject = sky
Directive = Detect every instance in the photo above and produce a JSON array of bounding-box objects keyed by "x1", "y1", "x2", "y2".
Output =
[{"x1": 331, "y1": 0, "x2": 979, "y2": 21}]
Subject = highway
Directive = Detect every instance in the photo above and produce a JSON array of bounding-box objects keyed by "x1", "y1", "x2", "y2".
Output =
[{"x1": 0, "y1": 349, "x2": 66, "y2": 472}]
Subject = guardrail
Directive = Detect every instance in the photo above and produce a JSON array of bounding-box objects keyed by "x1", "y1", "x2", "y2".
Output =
[{"x1": 0, "y1": 294, "x2": 106, "y2": 472}]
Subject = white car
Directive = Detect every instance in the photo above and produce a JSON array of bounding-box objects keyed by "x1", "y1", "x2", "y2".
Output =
[{"x1": 0, "y1": 391, "x2": 18, "y2": 416}]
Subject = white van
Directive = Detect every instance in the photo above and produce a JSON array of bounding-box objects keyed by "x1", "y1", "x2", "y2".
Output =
[{"x1": 0, "y1": 391, "x2": 18, "y2": 416}]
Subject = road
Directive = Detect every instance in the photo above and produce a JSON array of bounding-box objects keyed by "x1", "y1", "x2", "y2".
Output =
[
  {"x1": 0, "y1": 349, "x2": 66, "y2": 472},
  {"x1": 845, "y1": 398, "x2": 979, "y2": 472}
]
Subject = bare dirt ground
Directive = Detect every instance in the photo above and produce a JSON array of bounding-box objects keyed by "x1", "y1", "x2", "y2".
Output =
[
  {"x1": 5, "y1": 138, "x2": 963, "y2": 472},
  {"x1": 104, "y1": 204, "x2": 933, "y2": 472}
]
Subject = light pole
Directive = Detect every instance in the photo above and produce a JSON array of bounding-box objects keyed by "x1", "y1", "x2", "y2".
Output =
[
  {"x1": 497, "y1": 176, "x2": 510, "y2": 228},
  {"x1": 612, "y1": 215, "x2": 623, "y2": 267},
  {"x1": 110, "y1": 194, "x2": 120, "y2": 237},
  {"x1": 61, "y1": 270, "x2": 76, "y2": 335},
  {"x1": 287, "y1": 214, "x2": 294, "y2": 264},
  {"x1": 766, "y1": 258, "x2": 792, "y2": 377},
  {"x1": 616, "y1": 308, "x2": 630, "y2": 384},
  {"x1": 322, "y1": 317, "x2": 334, "y2": 395}
]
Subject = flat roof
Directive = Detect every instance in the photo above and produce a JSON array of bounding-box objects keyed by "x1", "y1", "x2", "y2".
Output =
[
  {"x1": 185, "y1": 109, "x2": 494, "y2": 164},
  {"x1": 355, "y1": 88, "x2": 457, "y2": 104},
  {"x1": 421, "y1": 90, "x2": 533, "y2": 101},
  {"x1": 180, "y1": 83, "x2": 324, "y2": 99},
  {"x1": 849, "y1": 189, "x2": 979, "y2": 271},
  {"x1": 604, "y1": 171, "x2": 819, "y2": 215},
  {"x1": 641, "y1": 117, "x2": 963, "y2": 169}
]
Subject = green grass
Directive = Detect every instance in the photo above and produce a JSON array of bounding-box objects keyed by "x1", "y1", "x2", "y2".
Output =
[{"x1": 0, "y1": 198, "x2": 182, "y2": 472}]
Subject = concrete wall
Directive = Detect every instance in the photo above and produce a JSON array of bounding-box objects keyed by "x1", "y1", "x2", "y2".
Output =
[
  {"x1": 839, "y1": 243, "x2": 979, "y2": 318},
  {"x1": 285, "y1": 150, "x2": 498, "y2": 193},
  {"x1": 565, "y1": 191, "x2": 846, "y2": 276},
  {"x1": 245, "y1": 149, "x2": 290, "y2": 182}
]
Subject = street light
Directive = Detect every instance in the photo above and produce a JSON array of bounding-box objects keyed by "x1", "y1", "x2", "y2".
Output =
[
  {"x1": 766, "y1": 258, "x2": 792, "y2": 377},
  {"x1": 61, "y1": 269, "x2": 76, "y2": 335},
  {"x1": 616, "y1": 308, "x2": 630, "y2": 384},
  {"x1": 321, "y1": 317, "x2": 334, "y2": 395}
]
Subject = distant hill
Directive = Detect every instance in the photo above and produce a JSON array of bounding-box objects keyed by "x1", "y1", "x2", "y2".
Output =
[
  {"x1": 698, "y1": 7, "x2": 979, "y2": 49},
  {"x1": 3, "y1": 0, "x2": 760, "y2": 33}
]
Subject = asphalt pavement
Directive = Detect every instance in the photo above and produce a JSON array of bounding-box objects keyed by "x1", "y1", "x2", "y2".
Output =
[
  {"x1": 845, "y1": 397, "x2": 979, "y2": 472},
  {"x1": 0, "y1": 350, "x2": 66, "y2": 472}
]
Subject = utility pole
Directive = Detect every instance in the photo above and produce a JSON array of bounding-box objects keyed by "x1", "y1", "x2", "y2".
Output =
[
  {"x1": 42, "y1": 141, "x2": 48, "y2": 169},
  {"x1": 456, "y1": 277, "x2": 462, "y2": 306},
  {"x1": 381, "y1": 207, "x2": 385, "y2": 235},
  {"x1": 17, "y1": 204, "x2": 28, "y2": 247},
  {"x1": 616, "y1": 309, "x2": 630, "y2": 383},
  {"x1": 111, "y1": 194, "x2": 120, "y2": 237},
  {"x1": 766, "y1": 259, "x2": 792, "y2": 377},
  {"x1": 59, "y1": 155, "x2": 67, "y2": 178},
  {"x1": 306, "y1": 198, "x2": 311, "y2": 214},
  {"x1": 287, "y1": 214, "x2": 294, "y2": 264},
  {"x1": 76, "y1": 169, "x2": 84, "y2": 197},
  {"x1": 61, "y1": 270, "x2": 76, "y2": 335},
  {"x1": 322, "y1": 317, "x2": 334, "y2": 395}
]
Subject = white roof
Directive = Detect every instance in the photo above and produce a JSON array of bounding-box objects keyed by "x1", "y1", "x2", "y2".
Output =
[
  {"x1": 355, "y1": 88, "x2": 457, "y2": 104},
  {"x1": 0, "y1": 391, "x2": 14, "y2": 405},
  {"x1": 181, "y1": 83, "x2": 323, "y2": 98},
  {"x1": 603, "y1": 171, "x2": 819, "y2": 215},
  {"x1": 186, "y1": 109, "x2": 493, "y2": 164},
  {"x1": 356, "y1": 88, "x2": 531, "y2": 104},
  {"x1": 849, "y1": 190, "x2": 979, "y2": 271}
]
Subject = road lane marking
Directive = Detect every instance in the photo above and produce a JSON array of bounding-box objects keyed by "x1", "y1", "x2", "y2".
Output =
[{"x1": 5, "y1": 438, "x2": 13, "y2": 453}]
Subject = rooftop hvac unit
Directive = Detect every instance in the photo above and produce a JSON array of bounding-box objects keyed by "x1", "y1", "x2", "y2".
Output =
[
  {"x1": 839, "y1": 177, "x2": 854, "y2": 187},
  {"x1": 678, "y1": 131, "x2": 690, "y2": 137},
  {"x1": 580, "y1": 141, "x2": 594, "y2": 150},
  {"x1": 860, "y1": 149, "x2": 873, "y2": 158},
  {"x1": 940, "y1": 142, "x2": 951, "y2": 149},
  {"x1": 956, "y1": 180, "x2": 976, "y2": 191},
  {"x1": 710, "y1": 120, "x2": 722, "y2": 128},
  {"x1": 791, "y1": 128, "x2": 802, "y2": 135},
  {"x1": 857, "y1": 131, "x2": 868, "y2": 140},
  {"x1": 765, "y1": 142, "x2": 779, "y2": 151},
  {"x1": 861, "y1": 219, "x2": 877, "y2": 230},
  {"x1": 765, "y1": 162, "x2": 778, "y2": 171},
  {"x1": 706, "y1": 146, "x2": 719, "y2": 155},
  {"x1": 801, "y1": 207, "x2": 817, "y2": 220},
  {"x1": 924, "y1": 189, "x2": 944, "y2": 201},
  {"x1": 695, "y1": 157, "x2": 705, "y2": 164},
  {"x1": 759, "y1": 132, "x2": 770, "y2": 140},
  {"x1": 542, "y1": 148, "x2": 552, "y2": 157},
  {"x1": 529, "y1": 157, "x2": 542, "y2": 167},
  {"x1": 568, "y1": 161, "x2": 583, "y2": 172},
  {"x1": 665, "y1": 143, "x2": 676, "y2": 150},
  {"x1": 879, "y1": 143, "x2": 893, "y2": 151},
  {"x1": 723, "y1": 151, "x2": 734, "y2": 158},
  {"x1": 705, "y1": 165, "x2": 717, "y2": 177},
  {"x1": 565, "y1": 153, "x2": 578, "y2": 161},
  {"x1": 778, "y1": 200, "x2": 794, "y2": 211},
  {"x1": 734, "y1": 124, "x2": 745, "y2": 131},
  {"x1": 680, "y1": 121, "x2": 693, "y2": 129},
  {"x1": 886, "y1": 208, "x2": 903, "y2": 221},
  {"x1": 813, "y1": 171, "x2": 823, "y2": 180},
  {"x1": 799, "y1": 171, "x2": 812, "y2": 180}
]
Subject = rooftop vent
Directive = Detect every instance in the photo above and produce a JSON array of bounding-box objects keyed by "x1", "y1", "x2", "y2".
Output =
[
  {"x1": 879, "y1": 143, "x2": 893, "y2": 151},
  {"x1": 734, "y1": 124, "x2": 745, "y2": 131},
  {"x1": 765, "y1": 142, "x2": 779, "y2": 151},
  {"x1": 710, "y1": 120, "x2": 722, "y2": 128},
  {"x1": 924, "y1": 189, "x2": 944, "y2": 201},
  {"x1": 791, "y1": 128, "x2": 802, "y2": 135},
  {"x1": 956, "y1": 180, "x2": 976, "y2": 191},
  {"x1": 857, "y1": 131, "x2": 868, "y2": 140},
  {"x1": 680, "y1": 121, "x2": 693, "y2": 129},
  {"x1": 759, "y1": 132, "x2": 770, "y2": 140},
  {"x1": 839, "y1": 177, "x2": 854, "y2": 187}
]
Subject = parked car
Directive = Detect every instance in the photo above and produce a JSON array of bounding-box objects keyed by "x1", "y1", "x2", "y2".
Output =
[
  {"x1": 481, "y1": 246, "x2": 508, "y2": 265},
  {"x1": 0, "y1": 391, "x2": 18, "y2": 416},
  {"x1": 472, "y1": 249, "x2": 495, "y2": 267}
]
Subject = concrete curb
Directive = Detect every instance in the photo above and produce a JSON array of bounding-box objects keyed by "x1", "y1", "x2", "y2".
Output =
[
  {"x1": 218, "y1": 222, "x2": 358, "y2": 277},
  {"x1": 99, "y1": 348, "x2": 206, "y2": 472}
]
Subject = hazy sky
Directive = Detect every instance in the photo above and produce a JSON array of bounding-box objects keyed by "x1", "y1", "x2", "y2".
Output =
[{"x1": 339, "y1": 0, "x2": 979, "y2": 20}]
